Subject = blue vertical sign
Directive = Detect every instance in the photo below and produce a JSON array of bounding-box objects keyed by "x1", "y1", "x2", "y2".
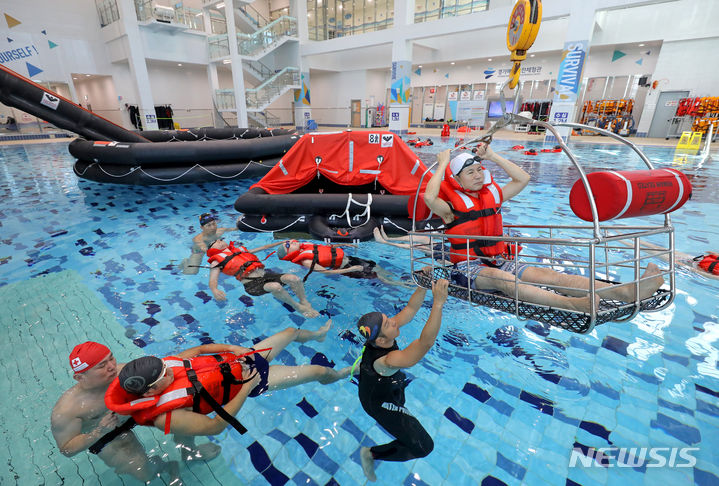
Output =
[{"x1": 554, "y1": 40, "x2": 588, "y2": 103}]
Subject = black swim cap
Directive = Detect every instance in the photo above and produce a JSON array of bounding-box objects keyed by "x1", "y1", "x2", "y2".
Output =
[
  {"x1": 118, "y1": 356, "x2": 164, "y2": 395},
  {"x1": 199, "y1": 213, "x2": 216, "y2": 226},
  {"x1": 357, "y1": 312, "x2": 383, "y2": 341}
]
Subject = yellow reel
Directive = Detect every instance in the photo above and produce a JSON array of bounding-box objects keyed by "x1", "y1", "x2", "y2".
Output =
[{"x1": 506, "y1": 0, "x2": 542, "y2": 89}]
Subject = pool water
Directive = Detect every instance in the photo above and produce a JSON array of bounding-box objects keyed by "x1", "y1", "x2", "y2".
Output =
[{"x1": 0, "y1": 137, "x2": 717, "y2": 486}]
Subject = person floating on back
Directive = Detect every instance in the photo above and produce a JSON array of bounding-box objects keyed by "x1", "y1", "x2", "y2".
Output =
[
  {"x1": 354, "y1": 279, "x2": 449, "y2": 482},
  {"x1": 206, "y1": 238, "x2": 320, "y2": 317},
  {"x1": 277, "y1": 239, "x2": 409, "y2": 286},
  {"x1": 105, "y1": 322, "x2": 349, "y2": 440}
]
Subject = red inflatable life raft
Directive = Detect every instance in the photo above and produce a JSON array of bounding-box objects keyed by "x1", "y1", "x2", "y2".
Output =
[
  {"x1": 524, "y1": 149, "x2": 538, "y2": 155},
  {"x1": 511, "y1": 145, "x2": 525, "y2": 150},
  {"x1": 569, "y1": 168, "x2": 692, "y2": 221}
]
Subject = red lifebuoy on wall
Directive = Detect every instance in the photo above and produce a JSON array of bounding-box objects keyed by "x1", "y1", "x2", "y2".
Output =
[{"x1": 569, "y1": 169, "x2": 692, "y2": 221}]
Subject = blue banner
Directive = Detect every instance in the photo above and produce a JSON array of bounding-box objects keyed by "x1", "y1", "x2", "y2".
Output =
[{"x1": 554, "y1": 40, "x2": 588, "y2": 102}]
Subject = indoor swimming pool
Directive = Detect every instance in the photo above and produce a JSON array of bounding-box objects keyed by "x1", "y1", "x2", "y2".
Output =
[{"x1": 0, "y1": 137, "x2": 717, "y2": 485}]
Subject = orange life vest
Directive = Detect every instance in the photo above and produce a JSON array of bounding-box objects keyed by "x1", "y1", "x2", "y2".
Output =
[
  {"x1": 440, "y1": 165, "x2": 513, "y2": 264},
  {"x1": 104, "y1": 352, "x2": 254, "y2": 433},
  {"x1": 281, "y1": 242, "x2": 345, "y2": 269},
  {"x1": 207, "y1": 241, "x2": 263, "y2": 279},
  {"x1": 696, "y1": 253, "x2": 719, "y2": 275}
]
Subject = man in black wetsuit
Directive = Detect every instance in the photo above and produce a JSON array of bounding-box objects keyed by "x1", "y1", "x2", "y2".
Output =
[{"x1": 355, "y1": 279, "x2": 449, "y2": 482}]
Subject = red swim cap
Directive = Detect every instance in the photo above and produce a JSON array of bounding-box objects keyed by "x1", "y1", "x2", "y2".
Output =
[{"x1": 69, "y1": 341, "x2": 110, "y2": 373}]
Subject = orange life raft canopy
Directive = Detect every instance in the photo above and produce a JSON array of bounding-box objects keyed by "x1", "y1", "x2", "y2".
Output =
[{"x1": 235, "y1": 131, "x2": 443, "y2": 241}]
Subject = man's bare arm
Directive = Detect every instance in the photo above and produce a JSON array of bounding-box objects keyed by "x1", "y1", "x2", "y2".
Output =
[{"x1": 391, "y1": 286, "x2": 428, "y2": 327}]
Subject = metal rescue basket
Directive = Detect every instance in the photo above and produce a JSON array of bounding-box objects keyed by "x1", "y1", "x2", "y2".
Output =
[{"x1": 409, "y1": 117, "x2": 676, "y2": 334}]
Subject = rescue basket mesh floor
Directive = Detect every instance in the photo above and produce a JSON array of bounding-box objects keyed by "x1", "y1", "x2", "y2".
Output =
[{"x1": 413, "y1": 267, "x2": 671, "y2": 334}]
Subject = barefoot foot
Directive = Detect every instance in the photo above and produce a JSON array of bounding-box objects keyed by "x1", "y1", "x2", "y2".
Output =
[
  {"x1": 299, "y1": 304, "x2": 320, "y2": 318},
  {"x1": 373, "y1": 227, "x2": 387, "y2": 243},
  {"x1": 182, "y1": 442, "x2": 221, "y2": 462},
  {"x1": 318, "y1": 365, "x2": 352, "y2": 384},
  {"x1": 638, "y1": 263, "x2": 664, "y2": 300},
  {"x1": 360, "y1": 447, "x2": 377, "y2": 482},
  {"x1": 315, "y1": 319, "x2": 332, "y2": 342}
]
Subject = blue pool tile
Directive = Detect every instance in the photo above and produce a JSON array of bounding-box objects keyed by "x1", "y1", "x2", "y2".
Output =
[
  {"x1": 294, "y1": 433, "x2": 318, "y2": 458},
  {"x1": 694, "y1": 467, "x2": 719, "y2": 486},
  {"x1": 463, "y1": 382, "x2": 491, "y2": 403},
  {"x1": 194, "y1": 290, "x2": 212, "y2": 303},
  {"x1": 519, "y1": 390, "x2": 554, "y2": 415},
  {"x1": 247, "y1": 441, "x2": 290, "y2": 485},
  {"x1": 310, "y1": 352, "x2": 335, "y2": 368},
  {"x1": 650, "y1": 413, "x2": 701, "y2": 445},
  {"x1": 268, "y1": 429, "x2": 292, "y2": 445},
  {"x1": 495, "y1": 451, "x2": 526, "y2": 481},
  {"x1": 591, "y1": 380, "x2": 620, "y2": 400},
  {"x1": 579, "y1": 420, "x2": 612, "y2": 443},
  {"x1": 486, "y1": 397, "x2": 514, "y2": 417},
  {"x1": 626, "y1": 368, "x2": 661, "y2": 385},
  {"x1": 481, "y1": 476, "x2": 508, "y2": 486},
  {"x1": 658, "y1": 397, "x2": 695, "y2": 417},
  {"x1": 695, "y1": 384, "x2": 719, "y2": 399},
  {"x1": 696, "y1": 399, "x2": 719, "y2": 417},
  {"x1": 296, "y1": 398, "x2": 319, "y2": 418},
  {"x1": 601, "y1": 336, "x2": 629, "y2": 356},
  {"x1": 444, "y1": 407, "x2": 474, "y2": 434},
  {"x1": 340, "y1": 418, "x2": 364, "y2": 443},
  {"x1": 662, "y1": 352, "x2": 690, "y2": 366},
  {"x1": 291, "y1": 471, "x2": 318, "y2": 486},
  {"x1": 141, "y1": 317, "x2": 159, "y2": 327},
  {"x1": 403, "y1": 473, "x2": 432, "y2": 486},
  {"x1": 554, "y1": 409, "x2": 580, "y2": 426},
  {"x1": 311, "y1": 449, "x2": 340, "y2": 475},
  {"x1": 537, "y1": 371, "x2": 562, "y2": 384}
]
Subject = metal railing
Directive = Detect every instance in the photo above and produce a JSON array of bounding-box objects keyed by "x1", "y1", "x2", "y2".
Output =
[
  {"x1": 248, "y1": 110, "x2": 280, "y2": 128},
  {"x1": 409, "y1": 117, "x2": 675, "y2": 333},
  {"x1": 415, "y1": 0, "x2": 489, "y2": 23},
  {"x1": 236, "y1": 16, "x2": 297, "y2": 57},
  {"x1": 95, "y1": 0, "x2": 120, "y2": 27},
  {"x1": 245, "y1": 67, "x2": 300, "y2": 111},
  {"x1": 134, "y1": 0, "x2": 205, "y2": 31},
  {"x1": 244, "y1": 59, "x2": 275, "y2": 81},
  {"x1": 208, "y1": 34, "x2": 230, "y2": 59},
  {"x1": 238, "y1": 3, "x2": 269, "y2": 29}
]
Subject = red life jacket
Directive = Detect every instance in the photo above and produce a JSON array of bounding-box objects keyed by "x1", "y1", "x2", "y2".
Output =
[
  {"x1": 440, "y1": 165, "x2": 513, "y2": 264},
  {"x1": 207, "y1": 241, "x2": 263, "y2": 279},
  {"x1": 697, "y1": 253, "x2": 719, "y2": 275},
  {"x1": 105, "y1": 352, "x2": 254, "y2": 433},
  {"x1": 281, "y1": 242, "x2": 345, "y2": 269}
]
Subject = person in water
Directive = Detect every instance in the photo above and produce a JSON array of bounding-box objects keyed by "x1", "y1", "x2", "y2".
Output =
[
  {"x1": 422, "y1": 145, "x2": 665, "y2": 312},
  {"x1": 355, "y1": 279, "x2": 449, "y2": 482},
  {"x1": 51, "y1": 342, "x2": 216, "y2": 483},
  {"x1": 207, "y1": 238, "x2": 320, "y2": 318},
  {"x1": 181, "y1": 212, "x2": 238, "y2": 275},
  {"x1": 276, "y1": 239, "x2": 410, "y2": 286},
  {"x1": 106, "y1": 321, "x2": 349, "y2": 438}
]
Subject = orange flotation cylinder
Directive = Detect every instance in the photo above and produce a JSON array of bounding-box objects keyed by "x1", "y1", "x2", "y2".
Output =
[
  {"x1": 441, "y1": 124, "x2": 450, "y2": 137},
  {"x1": 569, "y1": 169, "x2": 692, "y2": 221}
]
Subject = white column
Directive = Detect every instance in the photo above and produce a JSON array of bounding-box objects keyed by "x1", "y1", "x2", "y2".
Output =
[
  {"x1": 290, "y1": 0, "x2": 308, "y2": 42},
  {"x1": 290, "y1": 0, "x2": 311, "y2": 129},
  {"x1": 117, "y1": 0, "x2": 159, "y2": 130},
  {"x1": 225, "y1": 0, "x2": 247, "y2": 127},
  {"x1": 388, "y1": 2, "x2": 413, "y2": 134},
  {"x1": 545, "y1": 1, "x2": 598, "y2": 142}
]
